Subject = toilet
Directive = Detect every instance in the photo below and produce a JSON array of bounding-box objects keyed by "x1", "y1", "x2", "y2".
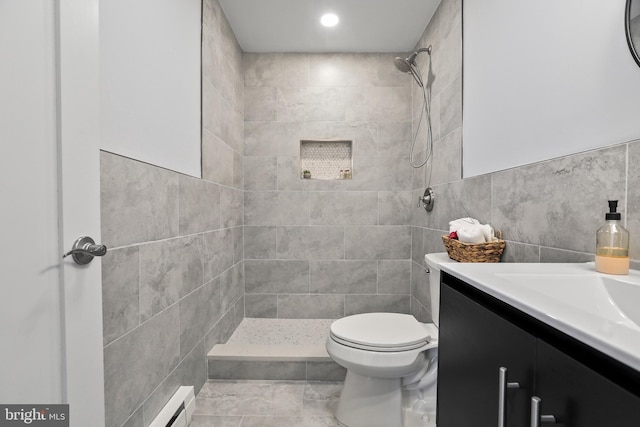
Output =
[{"x1": 325, "y1": 252, "x2": 453, "y2": 427}]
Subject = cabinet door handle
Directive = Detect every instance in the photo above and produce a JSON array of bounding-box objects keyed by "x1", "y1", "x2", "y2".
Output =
[
  {"x1": 530, "y1": 396, "x2": 556, "y2": 427},
  {"x1": 498, "y1": 367, "x2": 521, "y2": 427}
]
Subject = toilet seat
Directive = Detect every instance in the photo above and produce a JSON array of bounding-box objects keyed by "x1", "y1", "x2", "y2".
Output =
[{"x1": 330, "y1": 313, "x2": 432, "y2": 352}]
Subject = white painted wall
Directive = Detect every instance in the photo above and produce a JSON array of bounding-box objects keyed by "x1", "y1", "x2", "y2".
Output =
[
  {"x1": 100, "y1": 0, "x2": 202, "y2": 177},
  {"x1": 463, "y1": 1, "x2": 640, "y2": 177}
]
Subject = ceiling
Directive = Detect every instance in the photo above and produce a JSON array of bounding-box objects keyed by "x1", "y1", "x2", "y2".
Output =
[{"x1": 218, "y1": 0, "x2": 441, "y2": 53}]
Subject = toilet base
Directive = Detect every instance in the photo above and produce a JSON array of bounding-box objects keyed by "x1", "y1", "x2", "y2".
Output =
[{"x1": 336, "y1": 370, "x2": 402, "y2": 427}]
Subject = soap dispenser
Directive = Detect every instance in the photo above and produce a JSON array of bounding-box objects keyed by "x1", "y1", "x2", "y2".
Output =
[{"x1": 595, "y1": 200, "x2": 629, "y2": 275}]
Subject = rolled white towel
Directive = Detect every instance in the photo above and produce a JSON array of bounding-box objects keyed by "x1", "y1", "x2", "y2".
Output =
[
  {"x1": 480, "y1": 224, "x2": 495, "y2": 242},
  {"x1": 456, "y1": 225, "x2": 486, "y2": 244},
  {"x1": 449, "y1": 217, "x2": 480, "y2": 233}
]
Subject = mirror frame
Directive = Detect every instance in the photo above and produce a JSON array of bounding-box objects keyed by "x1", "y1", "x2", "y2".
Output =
[{"x1": 626, "y1": 0, "x2": 640, "y2": 67}]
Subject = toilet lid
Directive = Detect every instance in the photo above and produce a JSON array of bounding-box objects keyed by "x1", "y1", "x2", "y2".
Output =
[{"x1": 330, "y1": 313, "x2": 432, "y2": 351}]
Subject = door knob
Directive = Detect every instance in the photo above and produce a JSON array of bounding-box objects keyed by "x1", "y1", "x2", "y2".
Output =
[{"x1": 63, "y1": 236, "x2": 107, "y2": 265}]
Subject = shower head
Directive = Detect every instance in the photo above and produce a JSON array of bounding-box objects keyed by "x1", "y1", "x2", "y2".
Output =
[
  {"x1": 394, "y1": 46, "x2": 432, "y2": 87},
  {"x1": 393, "y1": 57, "x2": 413, "y2": 73}
]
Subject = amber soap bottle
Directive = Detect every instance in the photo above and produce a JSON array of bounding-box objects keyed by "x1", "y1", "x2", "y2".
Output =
[{"x1": 595, "y1": 200, "x2": 629, "y2": 275}]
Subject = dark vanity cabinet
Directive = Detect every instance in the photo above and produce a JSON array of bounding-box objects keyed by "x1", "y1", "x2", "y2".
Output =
[{"x1": 438, "y1": 272, "x2": 640, "y2": 427}]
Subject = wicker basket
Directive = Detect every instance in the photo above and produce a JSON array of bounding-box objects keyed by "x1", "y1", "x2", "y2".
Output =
[{"x1": 442, "y1": 235, "x2": 505, "y2": 263}]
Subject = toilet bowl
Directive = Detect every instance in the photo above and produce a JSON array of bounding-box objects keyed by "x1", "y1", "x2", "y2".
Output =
[{"x1": 325, "y1": 252, "x2": 453, "y2": 427}]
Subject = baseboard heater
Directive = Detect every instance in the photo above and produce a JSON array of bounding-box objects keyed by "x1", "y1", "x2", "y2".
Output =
[{"x1": 148, "y1": 386, "x2": 196, "y2": 427}]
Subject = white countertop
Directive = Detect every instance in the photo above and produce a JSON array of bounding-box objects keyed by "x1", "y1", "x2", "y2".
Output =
[{"x1": 439, "y1": 261, "x2": 640, "y2": 372}]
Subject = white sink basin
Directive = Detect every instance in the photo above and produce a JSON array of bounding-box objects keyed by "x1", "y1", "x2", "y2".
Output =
[
  {"x1": 439, "y1": 262, "x2": 640, "y2": 372},
  {"x1": 495, "y1": 273, "x2": 640, "y2": 328}
]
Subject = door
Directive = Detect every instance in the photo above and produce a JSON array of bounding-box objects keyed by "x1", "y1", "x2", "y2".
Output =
[{"x1": 0, "y1": 1, "x2": 105, "y2": 426}]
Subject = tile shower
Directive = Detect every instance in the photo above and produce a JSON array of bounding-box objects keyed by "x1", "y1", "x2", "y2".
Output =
[{"x1": 99, "y1": 0, "x2": 640, "y2": 426}]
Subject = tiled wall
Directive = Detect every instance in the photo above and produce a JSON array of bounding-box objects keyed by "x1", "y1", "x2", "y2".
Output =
[
  {"x1": 99, "y1": 1, "x2": 244, "y2": 427},
  {"x1": 242, "y1": 53, "x2": 415, "y2": 318},
  {"x1": 410, "y1": 0, "x2": 640, "y2": 323},
  {"x1": 98, "y1": 0, "x2": 640, "y2": 423}
]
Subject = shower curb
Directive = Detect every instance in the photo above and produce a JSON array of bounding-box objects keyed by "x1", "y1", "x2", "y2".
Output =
[{"x1": 207, "y1": 343, "x2": 345, "y2": 381}]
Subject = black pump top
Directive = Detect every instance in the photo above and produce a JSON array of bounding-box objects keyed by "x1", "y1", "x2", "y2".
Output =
[{"x1": 606, "y1": 200, "x2": 621, "y2": 220}]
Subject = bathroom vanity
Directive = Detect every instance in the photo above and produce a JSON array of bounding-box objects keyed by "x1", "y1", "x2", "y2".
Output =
[{"x1": 437, "y1": 263, "x2": 640, "y2": 427}]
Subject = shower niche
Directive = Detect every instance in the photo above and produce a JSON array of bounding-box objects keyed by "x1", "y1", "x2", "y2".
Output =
[{"x1": 300, "y1": 140, "x2": 353, "y2": 180}]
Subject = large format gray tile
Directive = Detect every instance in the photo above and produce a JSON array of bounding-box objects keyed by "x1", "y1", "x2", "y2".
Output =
[
  {"x1": 345, "y1": 226, "x2": 411, "y2": 260},
  {"x1": 345, "y1": 87, "x2": 411, "y2": 122},
  {"x1": 240, "y1": 416, "x2": 342, "y2": 427},
  {"x1": 437, "y1": 74, "x2": 462, "y2": 139},
  {"x1": 430, "y1": 127, "x2": 462, "y2": 186},
  {"x1": 221, "y1": 102, "x2": 243, "y2": 154},
  {"x1": 539, "y1": 247, "x2": 594, "y2": 263},
  {"x1": 202, "y1": 131, "x2": 235, "y2": 187},
  {"x1": 492, "y1": 145, "x2": 626, "y2": 253},
  {"x1": 244, "y1": 87, "x2": 278, "y2": 121},
  {"x1": 244, "y1": 226, "x2": 277, "y2": 259},
  {"x1": 219, "y1": 263, "x2": 244, "y2": 316},
  {"x1": 202, "y1": 78, "x2": 222, "y2": 138},
  {"x1": 196, "y1": 381, "x2": 305, "y2": 416},
  {"x1": 208, "y1": 361, "x2": 307, "y2": 381},
  {"x1": 191, "y1": 415, "x2": 242, "y2": 427},
  {"x1": 309, "y1": 192, "x2": 378, "y2": 225},
  {"x1": 121, "y1": 408, "x2": 143, "y2": 427},
  {"x1": 411, "y1": 260, "x2": 431, "y2": 313},
  {"x1": 277, "y1": 295, "x2": 344, "y2": 319},
  {"x1": 244, "y1": 53, "x2": 310, "y2": 87},
  {"x1": 100, "y1": 152, "x2": 179, "y2": 248},
  {"x1": 378, "y1": 122, "x2": 411, "y2": 157},
  {"x1": 244, "y1": 156, "x2": 277, "y2": 190},
  {"x1": 179, "y1": 175, "x2": 221, "y2": 235},
  {"x1": 502, "y1": 241, "x2": 540, "y2": 263},
  {"x1": 142, "y1": 341, "x2": 207, "y2": 425},
  {"x1": 309, "y1": 261, "x2": 377, "y2": 294},
  {"x1": 432, "y1": 174, "x2": 491, "y2": 231},
  {"x1": 378, "y1": 260, "x2": 411, "y2": 295},
  {"x1": 344, "y1": 294, "x2": 410, "y2": 316},
  {"x1": 276, "y1": 226, "x2": 345, "y2": 260},
  {"x1": 245, "y1": 294, "x2": 278, "y2": 318},
  {"x1": 102, "y1": 246, "x2": 140, "y2": 346},
  {"x1": 221, "y1": 187, "x2": 243, "y2": 228},
  {"x1": 245, "y1": 191, "x2": 310, "y2": 226},
  {"x1": 245, "y1": 260, "x2": 310, "y2": 294},
  {"x1": 378, "y1": 191, "x2": 413, "y2": 225},
  {"x1": 626, "y1": 140, "x2": 640, "y2": 260},
  {"x1": 347, "y1": 156, "x2": 412, "y2": 191},
  {"x1": 201, "y1": 228, "x2": 234, "y2": 282},
  {"x1": 302, "y1": 382, "x2": 343, "y2": 416},
  {"x1": 277, "y1": 87, "x2": 346, "y2": 122},
  {"x1": 103, "y1": 305, "x2": 180, "y2": 427},
  {"x1": 308, "y1": 53, "x2": 410, "y2": 88},
  {"x1": 205, "y1": 306, "x2": 239, "y2": 352},
  {"x1": 180, "y1": 282, "x2": 222, "y2": 360},
  {"x1": 139, "y1": 235, "x2": 203, "y2": 321}
]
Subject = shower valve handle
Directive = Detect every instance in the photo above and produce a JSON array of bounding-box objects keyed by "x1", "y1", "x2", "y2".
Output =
[{"x1": 417, "y1": 187, "x2": 435, "y2": 212}]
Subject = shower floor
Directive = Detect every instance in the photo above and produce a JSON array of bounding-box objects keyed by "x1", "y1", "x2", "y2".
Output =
[
  {"x1": 209, "y1": 318, "x2": 333, "y2": 362},
  {"x1": 228, "y1": 318, "x2": 334, "y2": 346}
]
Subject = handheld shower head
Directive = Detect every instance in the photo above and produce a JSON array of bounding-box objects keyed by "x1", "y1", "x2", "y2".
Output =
[
  {"x1": 393, "y1": 57, "x2": 413, "y2": 73},
  {"x1": 393, "y1": 46, "x2": 432, "y2": 87}
]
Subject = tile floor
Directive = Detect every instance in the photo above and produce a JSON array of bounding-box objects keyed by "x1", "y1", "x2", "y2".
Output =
[{"x1": 191, "y1": 379, "x2": 344, "y2": 427}]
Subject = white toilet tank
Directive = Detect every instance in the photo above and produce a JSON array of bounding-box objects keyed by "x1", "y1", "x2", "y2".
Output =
[{"x1": 424, "y1": 252, "x2": 456, "y2": 327}]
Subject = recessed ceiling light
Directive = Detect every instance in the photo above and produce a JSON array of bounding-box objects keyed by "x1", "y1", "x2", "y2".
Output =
[{"x1": 320, "y1": 13, "x2": 339, "y2": 27}]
